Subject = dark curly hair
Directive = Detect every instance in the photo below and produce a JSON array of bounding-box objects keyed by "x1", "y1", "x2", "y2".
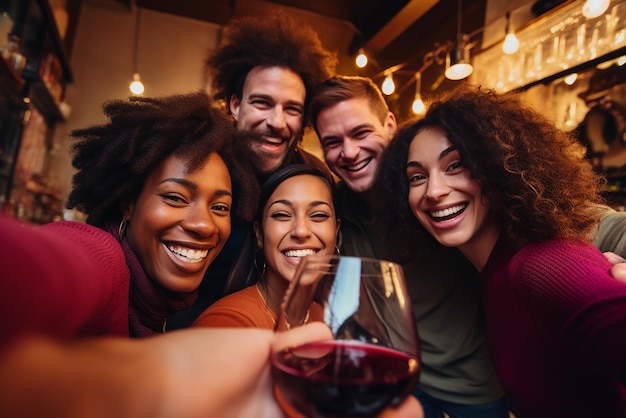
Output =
[
  {"x1": 67, "y1": 91, "x2": 260, "y2": 227},
  {"x1": 377, "y1": 85, "x2": 606, "y2": 251},
  {"x1": 206, "y1": 11, "x2": 337, "y2": 125}
]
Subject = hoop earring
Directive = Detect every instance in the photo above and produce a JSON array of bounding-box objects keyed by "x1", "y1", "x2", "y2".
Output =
[
  {"x1": 335, "y1": 230, "x2": 343, "y2": 255},
  {"x1": 118, "y1": 218, "x2": 127, "y2": 241}
]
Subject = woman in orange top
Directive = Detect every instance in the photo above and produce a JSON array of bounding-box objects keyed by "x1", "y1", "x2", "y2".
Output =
[{"x1": 193, "y1": 164, "x2": 340, "y2": 328}]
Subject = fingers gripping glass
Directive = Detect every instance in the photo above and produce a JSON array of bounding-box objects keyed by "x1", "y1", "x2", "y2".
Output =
[{"x1": 271, "y1": 255, "x2": 421, "y2": 418}]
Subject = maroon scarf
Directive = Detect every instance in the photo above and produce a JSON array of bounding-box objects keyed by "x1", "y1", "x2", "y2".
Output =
[{"x1": 105, "y1": 222, "x2": 198, "y2": 337}]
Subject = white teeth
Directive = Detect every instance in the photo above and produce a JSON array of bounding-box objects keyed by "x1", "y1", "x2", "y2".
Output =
[
  {"x1": 168, "y1": 245, "x2": 209, "y2": 263},
  {"x1": 430, "y1": 204, "x2": 467, "y2": 219},
  {"x1": 346, "y1": 160, "x2": 369, "y2": 172},
  {"x1": 283, "y1": 249, "x2": 317, "y2": 258},
  {"x1": 263, "y1": 136, "x2": 283, "y2": 145}
]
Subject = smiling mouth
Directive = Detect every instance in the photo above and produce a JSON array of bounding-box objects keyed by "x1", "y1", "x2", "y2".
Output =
[
  {"x1": 282, "y1": 248, "x2": 318, "y2": 258},
  {"x1": 429, "y1": 204, "x2": 467, "y2": 221},
  {"x1": 262, "y1": 135, "x2": 286, "y2": 146},
  {"x1": 344, "y1": 158, "x2": 371, "y2": 172},
  {"x1": 167, "y1": 244, "x2": 209, "y2": 264}
]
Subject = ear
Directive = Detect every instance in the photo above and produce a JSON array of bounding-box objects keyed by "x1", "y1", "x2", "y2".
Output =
[
  {"x1": 253, "y1": 221, "x2": 263, "y2": 249},
  {"x1": 385, "y1": 111, "x2": 397, "y2": 139},
  {"x1": 229, "y1": 95, "x2": 241, "y2": 123}
]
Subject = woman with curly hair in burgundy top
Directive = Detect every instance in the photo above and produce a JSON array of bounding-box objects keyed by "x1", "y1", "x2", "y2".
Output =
[
  {"x1": 0, "y1": 91, "x2": 259, "y2": 340},
  {"x1": 377, "y1": 85, "x2": 626, "y2": 418}
]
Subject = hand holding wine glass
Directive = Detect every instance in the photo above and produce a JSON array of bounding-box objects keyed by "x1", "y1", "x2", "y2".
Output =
[{"x1": 271, "y1": 255, "x2": 421, "y2": 418}]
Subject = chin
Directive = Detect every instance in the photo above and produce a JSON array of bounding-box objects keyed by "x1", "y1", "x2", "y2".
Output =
[
  {"x1": 347, "y1": 181, "x2": 371, "y2": 194},
  {"x1": 257, "y1": 159, "x2": 284, "y2": 175}
]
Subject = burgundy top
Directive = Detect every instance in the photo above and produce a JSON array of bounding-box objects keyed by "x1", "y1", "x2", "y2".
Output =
[
  {"x1": 0, "y1": 215, "x2": 198, "y2": 344},
  {"x1": 481, "y1": 236, "x2": 626, "y2": 418},
  {"x1": 0, "y1": 216, "x2": 129, "y2": 345}
]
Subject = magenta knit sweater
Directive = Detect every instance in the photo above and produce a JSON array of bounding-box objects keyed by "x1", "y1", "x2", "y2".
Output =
[
  {"x1": 480, "y1": 236, "x2": 626, "y2": 418},
  {"x1": 0, "y1": 216, "x2": 130, "y2": 345}
]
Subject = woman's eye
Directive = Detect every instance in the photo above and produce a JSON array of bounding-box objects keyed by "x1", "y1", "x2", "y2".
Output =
[
  {"x1": 311, "y1": 212, "x2": 331, "y2": 221},
  {"x1": 162, "y1": 194, "x2": 188, "y2": 205},
  {"x1": 211, "y1": 204, "x2": 231, "y2": 213},
  {"x1": 408, "y1": 173, "x2": 426, "y2": 183},
  {"x1": 448, "y1": 161, "x2": 464, "y2": 171},
  {"x1": 270, "y1": 212, "x2": 291, "y2": 220}
]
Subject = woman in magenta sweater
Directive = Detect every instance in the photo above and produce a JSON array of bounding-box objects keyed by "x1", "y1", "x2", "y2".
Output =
[
  {"x1": 0, "y1": 91, "x2": 258, "y2": 341},
  {"x1": 377, "y1": 85, "x2": 626, "y2": 418}
]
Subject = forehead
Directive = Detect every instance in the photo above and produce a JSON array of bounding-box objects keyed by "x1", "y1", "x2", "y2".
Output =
[
  {"x1": 317, "y1": 98, "x2": 381, "y2": 131},
  {"x1": 409, "y1": 127, "x2": 451, "y2": 155},
  {"x1": 148, "y1": 153, "x2": 230, "y2": 185},
  {"x1": 266, "y1": 175, "x2": 333, "y2": 205},
  {"x1": 243, "y1": 66, "x2": 306, "y2": 102}
]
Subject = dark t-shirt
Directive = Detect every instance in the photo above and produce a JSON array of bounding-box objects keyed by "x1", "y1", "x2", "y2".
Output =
[{"x1": 336, "y1": 183, "x2": 504, "y2": 404}]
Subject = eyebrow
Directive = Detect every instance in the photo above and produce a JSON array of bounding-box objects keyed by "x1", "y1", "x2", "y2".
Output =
[
  {"x1": 268, "y1": 199, "x2": 333, "y2": 210},
  {"x1": 407, "y1": 145, "x2": 457, "y2": 168},
  {"x1": 158, "y1": 178, "x2": 232, "y2": 197}
]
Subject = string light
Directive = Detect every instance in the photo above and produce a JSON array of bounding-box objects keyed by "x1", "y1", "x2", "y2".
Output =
[
  {"x1": 129, "y1": 72, "x2": 144, "y2": 95},
  {"x1": 411, "y1": 72, "x2": 425, "y2": 115},
  {"x1": 582, "y1": 0, "x2": 610, "y2": 18},
  {"x1": 374, "y1": 0, "x2": 619, "y2": 116},
  {"x1": 564, "y1": 73, "x2": 578, "y2": 85},
  {"x1": 502, "y1": 12, "x2": 520, "y2": 55},
  {"x1": 382, "y1": 72, "x2": 395, "y2": 95},
  {"x1": 355, "y1": 48, "x2": 368, "y2": 68},
  {"x1": 129, "y1": 4, "x2": 145, "y2": 95}
]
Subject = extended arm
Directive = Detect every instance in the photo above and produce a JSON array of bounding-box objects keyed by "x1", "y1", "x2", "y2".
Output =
[{"x1": 0, "y1": 327, "x2": 423, "y2": 418}]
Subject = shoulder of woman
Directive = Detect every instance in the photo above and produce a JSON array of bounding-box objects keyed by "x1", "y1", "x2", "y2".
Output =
[{"x1": 191, "y1": 285, "x2": 271, "y2": 329}]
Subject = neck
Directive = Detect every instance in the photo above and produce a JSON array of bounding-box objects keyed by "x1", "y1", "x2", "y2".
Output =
[
  {"x1": 458, "y1": 221, "x2": 501, "y2": 272},
  {"x1": 258, "y1": 274, "x2": 289, "y2": 316}
]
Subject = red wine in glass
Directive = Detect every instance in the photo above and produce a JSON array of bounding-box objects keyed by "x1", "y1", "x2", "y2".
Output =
[
  {"x1": 271, "y1": 255, "x2": 421, "y2": 418},
  {"x1": 272, "y1": 340, "x2": 420, "y2": 418}
]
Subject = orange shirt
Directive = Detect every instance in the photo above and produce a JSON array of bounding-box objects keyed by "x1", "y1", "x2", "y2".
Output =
[{"x1": 192, "y1": 284, "x2": 277, "y2": 329}]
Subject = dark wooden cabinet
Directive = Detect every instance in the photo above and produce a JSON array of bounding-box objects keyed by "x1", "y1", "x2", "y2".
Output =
[{"x1": 0, "y1": 0, "x2": 73, "y2": 222}]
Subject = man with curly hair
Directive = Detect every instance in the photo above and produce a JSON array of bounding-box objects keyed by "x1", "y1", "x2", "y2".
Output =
[
  {"x1": 206, "y1": 11, "x2": 337, "y2": 178},
  {"x1": 169, "y1": 12, "x2": 338, "y2": 327}
]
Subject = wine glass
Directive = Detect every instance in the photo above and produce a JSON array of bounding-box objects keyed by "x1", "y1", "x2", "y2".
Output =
[{"x1": 271, "y1": 255, "x2": 420, "y2": 418}]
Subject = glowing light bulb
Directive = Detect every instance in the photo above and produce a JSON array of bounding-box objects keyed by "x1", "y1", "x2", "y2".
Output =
[
  {"x1": 564, "y1": 73, "x2": 578, "y2": 85},
  {"x1": 582, "y1": 0, "x2": 610, "y2": 18},
  {"x1": 129, "y1": 73, "x2": 144, "y2": 95},
  {"x1": 381, "y1": 74, "x2": 395, "y2": 95},
  {"x1": 502, "y1": 33, "x2": 520, "y2": 54},
  {"x1": 412, "y1": 97, "x2": 425, "y2": 114},
  {"x1": 355, "y1": 49, "x2": 368, "y2": 68}
]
